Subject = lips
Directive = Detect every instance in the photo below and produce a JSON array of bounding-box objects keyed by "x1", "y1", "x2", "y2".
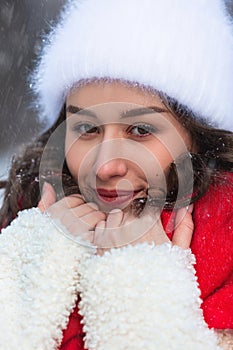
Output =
[
  {"x1": 97, "y1": 188, "x2": 134, "y2": 197},
  {"x1": 96, "y1": 188, "x2": 140, "y2": 204}
]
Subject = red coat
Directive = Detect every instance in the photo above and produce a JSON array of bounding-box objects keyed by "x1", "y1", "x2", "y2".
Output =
[
  {"x1": 56, "y1": 172, "x2": 233, "y2": 349},
  {"x1": 163, "y1": 172, "x2": 233, "y2": 330},
  {"x1": 1, "y1": 173, "x2": 231, "y2": 349},
  {"x1": 59, "y1": 173, "x2": 233, "y2": 349}
]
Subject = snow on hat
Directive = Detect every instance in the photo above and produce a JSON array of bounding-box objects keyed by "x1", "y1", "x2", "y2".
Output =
[{"x1": 33, "y1": 0, "x2": 233, "y2": 131}]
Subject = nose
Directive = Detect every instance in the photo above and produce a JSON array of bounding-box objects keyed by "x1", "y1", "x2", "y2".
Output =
[
  {"x1": 96, "y1": 158, "x2": 128, "y2": 181},
  {"x1": 95, "y1": 139, "x2": 128, "y2": 181}
]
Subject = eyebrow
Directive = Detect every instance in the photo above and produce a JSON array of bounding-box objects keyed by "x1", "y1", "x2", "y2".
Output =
[
  {"x1": 66, "y1": 105, "x2": 167, "y2": 119},
  {"x1": 66, "y1": 105, "x2": 96, "y2": 117},
  {"x1": 121, "y1": 106, "x2": 167, "y2": 118}
]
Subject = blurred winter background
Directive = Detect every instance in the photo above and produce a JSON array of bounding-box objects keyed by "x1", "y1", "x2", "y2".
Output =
[
  {"x1": 0, "y1": 0, "x2": 233, "y2": 204},
  {"x1": 0, "y1": 0, "x2": 66, "y2": 203}
]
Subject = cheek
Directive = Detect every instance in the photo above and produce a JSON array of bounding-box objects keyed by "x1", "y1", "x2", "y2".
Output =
[
  {"x1": 65, "y1": 138, "x2": 85, "y2": 182},
  {"x1": 65, "y1": 135, "x2": 99, "y2": 183},
  {"x1": 65, "y1": 150, "x2": 79, "y2": 182},
  {"x1": 147, "y1": 142, "x2": 174, "y2": 171},
  {"x1": 148, "y1": 130, "x2": 192, "y2": 168}
]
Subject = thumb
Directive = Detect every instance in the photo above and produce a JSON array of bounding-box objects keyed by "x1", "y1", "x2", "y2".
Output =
[
  {"x1": 38, "y1": 182, "x2": 56, "y2": 212},
  {"x1": 172, "y1": 204, "x2": 194, "y2": 249}
]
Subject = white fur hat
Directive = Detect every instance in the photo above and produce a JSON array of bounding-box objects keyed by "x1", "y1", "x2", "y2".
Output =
[{"x1": 33, "y1": 0, "x2": 233, "y2": 131}]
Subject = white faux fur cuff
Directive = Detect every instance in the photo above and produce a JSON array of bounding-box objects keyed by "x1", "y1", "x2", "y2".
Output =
[
  {"x1": 0, "y1": 209, "x2": 222, "y2": 349},
  {"x1": 78, "y1": 243, "x2": 220, "y2": 350},
  {"x1": 0, "y1": 208, "x2": 94, "y2": 349}
]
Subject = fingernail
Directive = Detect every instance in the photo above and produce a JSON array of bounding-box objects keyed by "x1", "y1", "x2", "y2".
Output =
[
  {"x1": 88, "y1": 202, "x2": 99, "y2": 210},
  {"x1": 42, "y1": 182, "x2": 50, "y2": 195},
  {"x1": 109, "y1": 209, "x2": 122, "y2": 214},
  {"x1": 97, "y1": 220, "x2": 105, "y2": 229},
  {"x1": 187, "y1": 204, "x2": 194, "y2": 213}
]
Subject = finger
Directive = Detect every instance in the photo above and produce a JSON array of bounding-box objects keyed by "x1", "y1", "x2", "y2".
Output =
[
  {"x1": 69, "y1": 193, "x2": 85, "y2": 200},
  {"x1": 94, "y1": 220, "x2": 106, "y2": 247},
  {"x1": 135, "y1": 213, "x2": 170, "y2": 245},
  {"x1": 81, "y1": 231, "x2": 95, "y2": 244},
  {"x1": 95, "y1": 210, "x2": 124, "y2": 249},
  {"x1": 80, "y1": 210, "x2": 106, "y2": 229},
  {"x1": 106, "y1": 209, "x2": 124, "y2": 229},
  {"x1": 172, "y1": 204, "x2": 194, "y2": 249},
  {"x1": 94, "y1": 220, "x2": 122, "y2": 249},
  {"x1": 99, "y1": 213, "x2": 161, "y2": 248},
  {"x1": 94, "y1": 220, "x2": 106, "y2": 237},
  {"x1": 38, "y1": 182, "x2": 56, "y2": 212},
  {"x1": 59, "y1": 195, "x2": 85, "y2": 209},
  {"x1": 73, "y1": 202, "x2": 99, "y2": 217}
]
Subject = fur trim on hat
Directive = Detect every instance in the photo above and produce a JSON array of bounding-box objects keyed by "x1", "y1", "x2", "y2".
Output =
[{"x1": 33, "y1": 0, "x2": 233, "y2": 131}]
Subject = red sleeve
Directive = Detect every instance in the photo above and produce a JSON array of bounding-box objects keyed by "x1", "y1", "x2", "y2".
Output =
[
  {"x1": 162, "y1": 173, "x2": 233, "y2": 329},
  {"x1": 202, "y1": 271, "x2": 233, "y2": 329},
  {"x1": 191, "y1": 173, "x2": 233, "y2": 329}
]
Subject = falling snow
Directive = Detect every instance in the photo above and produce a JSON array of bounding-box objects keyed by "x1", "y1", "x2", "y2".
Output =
[
  {"x1": 0, "y1": 0, "x2": 233, "y2": 187},
  {"x1": 0, "y1": 0, "x2": 66, "y2": 184}
]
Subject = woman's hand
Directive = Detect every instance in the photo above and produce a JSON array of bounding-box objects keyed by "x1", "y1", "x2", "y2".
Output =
[
  {"x1": 38, "y1": 182, "x2": 194, "y2": 253},
  {"x1": 38, "y1": 182, "x2": 106, "y2": 242},
  {"x1": 93, "y1": 204, "x2": 194, "y2": 254}
]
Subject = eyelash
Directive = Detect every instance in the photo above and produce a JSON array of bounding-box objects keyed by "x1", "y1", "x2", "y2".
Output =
[
  {"x1": 72, "y1": 123, "x2": 158, "y2": 138},
  {"x1": 72, "y1": 123, "x2": 99, "y2": 136},
  {"x1": 127, "y1": 124, "x2": 158, "y2": 137}
]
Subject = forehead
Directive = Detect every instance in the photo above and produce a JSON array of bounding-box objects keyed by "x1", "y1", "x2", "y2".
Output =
[
  {"x1": 66, "y1": 81, "x2": 164, "y2": 108},
  {"x1": 65, "y1": 81, "x2": 186, "y2": 132},
  {"x1": 66, "y1": 103, "x2": 171, "y2": 127}
]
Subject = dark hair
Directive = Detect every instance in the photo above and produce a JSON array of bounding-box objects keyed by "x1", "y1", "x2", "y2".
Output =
[
  {"x1": 0, "y1": 97, "x2": 232, "y2": 228},
  {"x1": 160, "y1": 93, "x2": 233, "y2": 208}
]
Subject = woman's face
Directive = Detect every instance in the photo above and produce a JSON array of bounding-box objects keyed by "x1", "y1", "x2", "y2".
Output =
[{"x1": 65, "y1": 81, "x2": 193, "y2": 212}]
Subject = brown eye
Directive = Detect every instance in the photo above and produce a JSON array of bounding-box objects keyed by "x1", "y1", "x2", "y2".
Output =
[
  {"x1": 73, "y1": 123, "x2": 99, "y2": 135},
  {"x1": 128, "y1": 124, "x2": 158, "y2": 137}
]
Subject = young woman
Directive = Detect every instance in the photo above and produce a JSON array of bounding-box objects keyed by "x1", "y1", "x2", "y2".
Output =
[{"x1": 0, "y1": 0, "x2": 232, "y2": 349}]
